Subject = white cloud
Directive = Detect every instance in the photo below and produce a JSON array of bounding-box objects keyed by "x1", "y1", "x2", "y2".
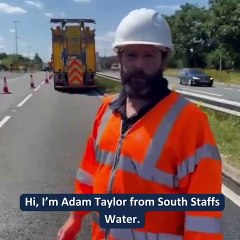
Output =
[
  {"x1": 45, "y1": 12, "x2": 53, "y2": 17},
  {"x1": 156, "y1": 4, "x2": 181, "y2": 10},
  {"x1": 0, "y1": 45, "x2": 5, "y2": 49},
  {"x1": 0, "y1": 36, "x2": 4, "y2": 42},
  {"x1": 60, "y1": 12, "x2": 66, "y2": 17},
  {"x1": 22, "y1": 53, "x2": 35, "y2": 58},
  {"x1": 25, "y1": 1, "x2": 43, "y2": 10},
  {"x1": 9, "y1": 29, "x2": 16, "y2": 33},
  {"x1": 156, "y1": 4, "x2": 181, "y2": 15},
  {"x1": 96, "y1": 45, "x2": 115, "y2": 57},
  {"x1": 73, "y1": 0, "x2": 91, "y2": 3},
  {"x1": 19, "y1": 42, "x2": 27, "y2": 47},
  {"x1": 95, "y1": 31, "x2": 116, "y2": 56},
  {"x1": 0, "y1": 3, "x2": 27, "y2": 14},
  {"x1": 95, "y1": 31, "x2": 115, "y2": 42}
]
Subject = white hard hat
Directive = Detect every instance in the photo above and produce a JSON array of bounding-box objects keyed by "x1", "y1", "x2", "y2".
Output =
[{"x1": 112, "y1": 8, "x2": 174, "y2": 53}]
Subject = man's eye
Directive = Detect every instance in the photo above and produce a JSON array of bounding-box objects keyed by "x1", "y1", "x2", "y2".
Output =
[
  {"x1": 126, "y1": 53, "x2": 136, "y2": 57},
  {"x1": 145, "y1": 54, "x2": 154, "y2": 58}
]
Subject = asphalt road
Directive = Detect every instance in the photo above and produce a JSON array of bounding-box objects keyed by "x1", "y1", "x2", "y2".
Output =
[
  {"x1": 0, "y1": 71, "x2": 27, "y2": 80},
  {"x1": 0, "y1": 72, "x2": 239, "y2": 240},
  {"x1": 99, "y1": 70, "x2": 240, "y2": 103}
]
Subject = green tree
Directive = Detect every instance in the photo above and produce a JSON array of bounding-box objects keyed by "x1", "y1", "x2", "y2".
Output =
[
  {"x1": 166, "y1": 3, "x2": 211, "y2": 68},
  {"x1": 34, "y1": 53, "x2": 43, "y2": 63},
  {"x1": 0, "y1": 52, "x2": 8, "y2": 60},
  {"x1": 208, "y1": 0, "x2": 240, "y2": 68}
]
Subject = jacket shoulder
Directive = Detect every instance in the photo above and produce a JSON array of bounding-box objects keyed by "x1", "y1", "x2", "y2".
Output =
[
  {"x1": 102, "y1": 93, "x2": 120, "y2": 104},
  {"x1": 94, "y1": 93, "x2": 119, "y2": 119}
]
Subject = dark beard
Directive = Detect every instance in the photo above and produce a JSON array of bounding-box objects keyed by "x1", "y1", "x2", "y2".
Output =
[{"x1": 120, "y1": 68, "x2": 169, "y2": 100}]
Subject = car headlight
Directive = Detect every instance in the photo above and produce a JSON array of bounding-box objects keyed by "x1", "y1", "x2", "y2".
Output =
[{"x1": 210, "y1": 77, "x2": 213, "y2": 80}]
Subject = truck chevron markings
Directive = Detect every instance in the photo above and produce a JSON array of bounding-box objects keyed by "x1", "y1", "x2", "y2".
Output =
[{"x1": 68, "y1": 59, "x2": 83, "y2": 85}]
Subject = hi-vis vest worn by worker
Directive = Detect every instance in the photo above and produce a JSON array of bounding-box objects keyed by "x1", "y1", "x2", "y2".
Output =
[{"x1": 74, "y1": 91, "x2": 223, "y2": 240}]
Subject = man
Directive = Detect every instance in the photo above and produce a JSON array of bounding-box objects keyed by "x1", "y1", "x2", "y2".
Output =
[{"x1": 57, "y1": 8, "x2": 223, "y2": 240}]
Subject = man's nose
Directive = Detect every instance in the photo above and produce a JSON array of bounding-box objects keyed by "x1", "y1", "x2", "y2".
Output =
[{"x1": 133, "y1": 56, "x2": 145, "y2": 69}]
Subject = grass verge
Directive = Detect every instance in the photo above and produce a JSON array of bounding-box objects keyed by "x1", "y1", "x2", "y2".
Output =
[
  {"x1": 95, "y1": 75, "x2": 240, "y2": 169},
  {"x1": 164, "y1": 68, "x2": 240, "y2": 85},
  {"x1": 200, "y1": 107, "x2": 240, "y2": 168},
  {"x1": 96, "y1": 76, "x2": 122, "y2": 94}
]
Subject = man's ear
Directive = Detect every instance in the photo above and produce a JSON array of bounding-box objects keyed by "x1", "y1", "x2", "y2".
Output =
[
  {"x1": 117, "y1": 52, "x2": 122, "y2": 65},
  {"x1": 161, "y1": 52, "x2": 171, "y2": 72}
]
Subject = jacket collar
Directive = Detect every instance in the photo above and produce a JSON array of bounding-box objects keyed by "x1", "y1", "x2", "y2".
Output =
[{"x1": 109, "y1": 88, "x2": 127, "y2": 112}]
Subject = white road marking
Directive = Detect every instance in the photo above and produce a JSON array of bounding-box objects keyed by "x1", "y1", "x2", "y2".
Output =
[
  {"x1": 189, "y1": 99, "x2": 240, "y2": 116},
  {"x1": 12, "y1": 110, "x2": 17, "y2": 112},
  {"x1": 222, "y1": 184, "x2": 240, "y2": 207},
  {"x1": 0, "y1": 116, "x2": 11, "y2": 128},
  {"x1": 224, "y1": 88, "x2": 233, "y2": 90},
  {"x1": 17, "y1": 94, "x2": 33, "y2": 107},
  {"x1": 180, "y1": 87, "x2": 222, "y2": 97},
  {"x1": 41, "y1": 81, "x2": 45, "y2": 85},
  {"x1": 34, "y1": 85, "x2": 41, "y2": 92},
  {"x1": 176, "y1": 90, "x2": 240, "y2": 107}
]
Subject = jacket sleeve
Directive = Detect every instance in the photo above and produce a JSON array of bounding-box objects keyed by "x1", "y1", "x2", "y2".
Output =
[
  {"x1": 72, "y1": 99, "x2": 109, "y2": 218},
  {"x1": 179, "y1": 110, "x2": 223, "y2": 240}
]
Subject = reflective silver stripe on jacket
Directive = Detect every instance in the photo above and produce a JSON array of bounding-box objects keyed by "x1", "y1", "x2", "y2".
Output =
[
  {"x1": 96, "y1": 149, "x2": 179, "y2": 188},
  {"x1": 185, "y1": 215, "x2": 223, "y2": 234},
  {"x1": 92, "y1": 214, "x2": 183, "y2": 240},
  {"x1": 177, "y1": 144, "x2": 222, "y2": 180},
  {"x1": 141, "y1": 96, "x2": 188, "y2": 182},
  {"x1": 95, "y1": 96, "x2": 189, "y2": 188},
  {"x1": 95, "y1": 105, "x2": 113, "y2": 153},
  {"x1": 76, "y1": 168, "x2": 93, "y2": 186}
]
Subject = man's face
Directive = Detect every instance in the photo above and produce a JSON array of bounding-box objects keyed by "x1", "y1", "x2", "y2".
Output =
[{"x1": 119, "y1": 44, "x2": 165, "y2": 99}]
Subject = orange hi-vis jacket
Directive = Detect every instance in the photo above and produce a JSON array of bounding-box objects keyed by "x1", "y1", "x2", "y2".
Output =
[{"x1": 74, "y1": 91, "x2": 223, "y2": 240}]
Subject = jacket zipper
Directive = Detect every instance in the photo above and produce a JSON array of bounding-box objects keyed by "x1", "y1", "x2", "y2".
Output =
[
  {"x1": 105, "y1": 117, "x2": 142, "y2": 240},
  {"x1": 107, "y1": 134, "x2": 125, "y2": 194},
  {"x1": 105, "y1": 121, "x2": 125, "y2": 240}
]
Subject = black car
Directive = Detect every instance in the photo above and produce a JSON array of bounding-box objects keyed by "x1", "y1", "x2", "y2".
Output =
[{"x1": 178, "y1": 68, "x2": 214, "y2": 87}]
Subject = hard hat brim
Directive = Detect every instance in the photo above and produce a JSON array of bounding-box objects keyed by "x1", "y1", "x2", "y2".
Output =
[{"x1": 112, "y1": 41, "x2": 174, "y2": 53}]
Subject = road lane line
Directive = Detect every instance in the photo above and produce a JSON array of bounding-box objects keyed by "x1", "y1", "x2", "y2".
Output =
[
  {"x1": 17, "y1": 94, "x2": 33, "y2": 107},
  {"x1": 176, "y1": 90, "x2": 240, "y2": 107},
  {"x1": 0, "y1": 116, "x2": 11, "y2": 128},
  {"x1": 189, "y1": 100, "x2": 240, "y2": 116},
  {"x1": 180, "y1": 88, "x2": 222, "y2": 97},
  {"x1": 34, "y1": 85, "x2": 41, "y2": 92},
  {"x1": 41, "y1": 81, "x2": 45, "y2": 85},
  {"x1": 222, "y1": 184, "x2": 240, "y2": 207},
  {"x1": 224, "y1": 88, "x2": 233, "y2": 90}
]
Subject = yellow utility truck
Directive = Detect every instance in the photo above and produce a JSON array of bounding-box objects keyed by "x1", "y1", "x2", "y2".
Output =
[{"x1": 50, "y1": 18, "x2": 97, "y2": 90}]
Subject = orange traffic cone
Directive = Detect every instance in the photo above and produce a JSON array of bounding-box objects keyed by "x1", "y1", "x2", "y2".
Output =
[
  {"x1": 2, "y1": 76, "x2": 11, "y2": 94},
  {"x1": 45, "y1": 72, "x2": 49, "y2": 84},
  {"x1": 30, "y1": 74, "x2": 35, "y2": 89}
]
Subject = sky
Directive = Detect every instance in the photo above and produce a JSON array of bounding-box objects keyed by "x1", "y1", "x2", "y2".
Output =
[{"x1": 0, "y1": 0, "x2": 209, "y2": 62}]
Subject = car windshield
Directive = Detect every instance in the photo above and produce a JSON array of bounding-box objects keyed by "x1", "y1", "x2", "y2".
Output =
[{"x1": 189, "y1": 70, "x2": 204, "y2": 74}]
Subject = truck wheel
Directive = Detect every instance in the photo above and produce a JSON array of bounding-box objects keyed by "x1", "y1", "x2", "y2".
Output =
[
  {"x1": 53, "y1": 77, "x2": 59, "y2": 90},
  {"x1": 54, "y1": 79, "x2": 57, "y2": 90}
]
